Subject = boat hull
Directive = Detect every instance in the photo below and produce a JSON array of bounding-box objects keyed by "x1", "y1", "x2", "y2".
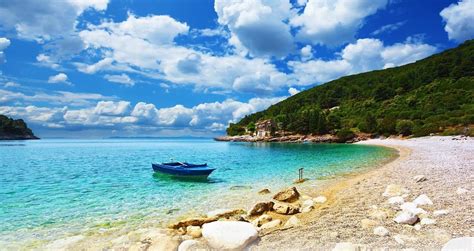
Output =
[{"x1": 152, "y1": 163, "x2": 215, "y2": 177}]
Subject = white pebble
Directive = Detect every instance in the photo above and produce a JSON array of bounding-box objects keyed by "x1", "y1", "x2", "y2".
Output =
[
  {"x1": 373, "y1": 226, "x2": 390, "y2": 236},
  {"x1": 420, "y1": 218, "x2": 436, "y2": 225},
  {"x1": 456, "y1": 187, "x2": 468, "y2": 195},
  {"x1": 413, "y1": 194, "x2": 433, "y2": 206},
  {"x1": 433, "y1": 210, "x2": 449, "y2": 217},
  {"x1": 388, "y1": 196, "x2": 405, "y2": 205},
  {"x1": 313, "y1": 196, "x2": 327, "y2": 204}
]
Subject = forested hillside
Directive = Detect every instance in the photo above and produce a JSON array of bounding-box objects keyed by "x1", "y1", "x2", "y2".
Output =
[
  {"x1": 228, "y1": 40, "x2": 474, "y2": 137},
  {"x1": 0, "y1": 115, "x2": 39, "y2": 140}
]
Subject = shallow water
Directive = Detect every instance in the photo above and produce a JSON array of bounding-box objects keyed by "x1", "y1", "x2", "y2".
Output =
[{"x1": 0, "y1": 138, "x2": 395, "y2": 247}]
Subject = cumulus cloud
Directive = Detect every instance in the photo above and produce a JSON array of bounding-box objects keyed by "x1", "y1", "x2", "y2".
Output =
[
  {"x1": 288, "y1": 87, "x2": 300, "y2": 96},
  {"x1": 48, "y1": 73, "x2": 70, "y2": 85},
  {"x1": 290, "y1": 0, "x2": 388, "y2": 46},
  {"x1": 76, "y1": 58, "x2": 114, "y2": 74},
  {"x1": 94, "y1": 101, "x2": 130, "y2": 116},
  {"x1": 440, "y1": 0, "x2": 474, "y2": 42},
  {"x1": 300, "y1": 45, "x2": 313, "y2": 61},
  {"x1": 0, "y1": 37, "x2": 11, "y2": 63},
  {"x1": 104, "y1": 74, "x2": 135, "y2": 86},
  {"x1": 0, "y1": 89, "x2": 113, "y2": 107},
  {"x1": 289, "y1": 38, "x2": 437, "y2": 85},
  {"x1": 214, "y1": 0, "x2": 294, "y2": 57}
]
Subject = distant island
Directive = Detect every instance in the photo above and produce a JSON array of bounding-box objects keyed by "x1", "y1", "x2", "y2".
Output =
[
  {"x1": 0, "y1": 115, "x2": 39, "y2": 140},
  {"x1": 220, "y1": 39, "x2": 474, "y2": 142}
]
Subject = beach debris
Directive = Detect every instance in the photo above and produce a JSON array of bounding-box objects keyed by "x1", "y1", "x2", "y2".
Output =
[
  {"x1": 456, "y1": 187, "x2": 468, "y2": 195},
  {"x1": 313, "y1": 195, "x2": 327, "y2": 204},
  {"x1": 273, "y1": 202, "x2": 300, "y2": 215},
  {"x1": 258, "y1": 219, "x2": 282, "y2": 231},
  {"x1": 272, "y1": 187, "x2": 300, "y2": 202},
  {"x1": 251, "y1": 214, "x2": 272, "y2": 227},
  {"x1": 361, "y1": 219, "x2": 378, "y2": 229},
  {"x1": 420, "y1": 218, "x2": 437, "y2": 225},
  {"x1": 284, "y1": 215, "x2": 300, "y2": 228},
  {"x1": 400, "y1": 202, "x2": 427, "y2": 215},
  {"x1": 383, "y1": 184, "x2": 409, "y2": 197},
  {"x1": 413, "y1": 175, "x2": 427, "y2": 183},
  {"x1": 394, "y1": 211, "x2": 419, "y2": 225},
  {"x1": 206, "y1": 209, "x2": 245, "y2": 219},
  {"x1": 258, "y1": 188, "x2": 271, "y2": 195},
  {"x1": 301, "y1": 199, "x2": 315, "y2": 213},
  {"x1": 186, "y1": 226, "x2": 202, "y2": 238},
  {"x1": 413, "y1": 194, "x2": 433, "y2": 206},
  {"x1": 433, "y1": 210, "x2": 449, "y2": 217},
  {"x1": 202, "y1": 221, "x2": 258, "y2": 250},
  {"x1": 373, "y1": 226, "x2": 390, "y2": 237},
  {"x1": 248, "y1": 201, "x2": 274, "y2": 216},
  {"x1": 441, "y1": 237, "x2": 474, "y2": 251},
  {"x1": 388, "y1": 196, "x2": 405, "y2": 205},
  {"x1": 169, "y1": 217, "x2": 216, "y2": 229}
]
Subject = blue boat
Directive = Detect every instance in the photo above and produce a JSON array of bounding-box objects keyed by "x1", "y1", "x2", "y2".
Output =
[{"x1": 152, "y1": 162, "x2": 216, "y2": 178}]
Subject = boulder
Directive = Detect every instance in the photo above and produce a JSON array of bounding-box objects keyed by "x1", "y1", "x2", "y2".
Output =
[
  {"x1": 313, "y1": 195, "x2": 327, "y2": 204},
  {"x1": 284, "y1": 215, "x2": 300, "y2": 228},
  {"x1": 170, "y1": 217, "x2": 216, "y2": 229},
  {"x1": 441, "y1": 237, "x2": 474, "y2": 251},
  {"x1": 456, "y1": 187, "x2": 468, "y2": 195},
  {"x1": 258, "y1": 219, "x2": 282, "y2": 231},
  {"x1": 383, "y1": 184, "x2": 409, "y2": 197},
  {"x1": 272, "y1": 187, "x2": 300, "y2": 202},
  {"x1": 413, "y1": 194, "x2": 433, "y2": 206},
  {"x1": 413, "y1": 175, "x2": 427, "y2": 183},
  {"x1": 373, "y1": 226, "x2": 390, "y2": 237},
  {"x1": 202, "y1": 221, "x2": 258, "y2": 251},
  {"x1": 394, "y1": 211, "x2": 418, "y2": 225},
  {"x1": 207, "y1": 209, "x2": 245, "y2": 219},
  {"x1": 186, "y1": 226, "x2": 202, "y2": 238},
  {"x1": 177, "y1": 240, "x2": 205, "y2": 251},
  {"x1": 248, "y1": 202, "x2": 274, "y2": 216},
  {"x1": 251, "y1": 214, "x2": 272, "y2": 227},
  {"x1": 420, "y1": 218, "x2": 436, "y2": 225},
  {"x1": 273, "y1": 202, "x2": 300, "y2": 215},
  {"x1": 433, "y1": 210, "x2": 449, "y2": 217},
  {"x1": 361, "y1": 219, "x2": 377, "y2": 229},
  {"x1": 388, "y1": 196, "x2": 405, "y2": 205},
  {"x1": 258, "y1": 188, "x2": 271, "y2": 195}
]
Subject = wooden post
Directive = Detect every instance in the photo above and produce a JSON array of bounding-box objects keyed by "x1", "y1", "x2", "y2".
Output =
[{"x1": 298, "y1": 168, "x2": 304, "y2": 181}]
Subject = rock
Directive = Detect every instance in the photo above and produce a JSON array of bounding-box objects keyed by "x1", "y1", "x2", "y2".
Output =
[
  {"x1": 383, "y1": 184, "x2": 409, "y2": 197},
  {"x1": 332, "y1": 242, "x2": 359, "y2": 251},
  {"x1": 248, "y1": 201, "x2": 274, "y2": 216},
  {"x1": 207, "y1": 209, "x2": 245, "y2": 219},
  {"x1": 373, "y1": 226, "x2": 390, "y2": 237},
  {"x1": 230, "y1": 185, "x2": 252, "y2": 190},
  {"x1": 251, "y1": 214, "x2": 272, "y2": 227},
  {"x1": 414, "y1": 224, "x2": 422, "y2": 231},
  {"x1": 258, "y1": 219, "x2": 281, "y2": 231},
  {"x1": 186, "y1": 226, "x2": 202, "y2": 238},
  {"x1": 400, "y1": 202, "x2": 427, "y2": 216},
  {"x1": 369, "y1": 209, "x2": 388, "y2": 221},
  {"x1": 361, "y1": 219, "x2": 378, "y2": 229},
  {"x1": 284, "y1": 215, "x2": 300, "y2": 228},
  {"x1": 413, "y1": 175, "x2": 427, "y2": 183},
  {"x1": 44, "y1": 235, "x2": 85, "y2": 250},
  {"x1": 301, "y1": 206, "x2": 313, "y2": 213},
  {"x1": 273, "y1": 202, "x2": 300, "y2": 215},
  {"x1": 441, "y1": 237, "x2": 474, "y2": 251},
  {"x1": 258, "y1": 188, "x2": 271, "y2": 195},
  {"x1": 177, "y1": 240, "x2": 205, "y2": 251},
  {"x1": 202, "y1": 221, "x2": 258, "y2": 251},
  {"x1": 413, "y1": 194, "x2": 433, "y2": 206},
  {"x1": 434, "y1": 210, "x2": 449, "y2": 217},
  {"x1": 272, "y1": 187, "x2": 300, "y2": 202},
  {"x1": 301, "y1": 195, "x2": 313, "y2": 201},
  {"x1": 388, "y1": 196, "x2": 405, "y2": 205},
  {"x1": 394, "y1": 211, "x2": 418, "y2": 225},
  {"x1": 301, "y1": 199, "x2": 315, "y2": 213},
  {"x1": 420, "y1": 218, "x2": 436, "y2": 225},
  {"x1": 313, "y1": 195, "x2": 327, "y2": 204},
  {"x1": 170, "y1": 217, "x2": 216, "y2": 229},
  {"x1": 456, "y1": 187, "x2": 468, "y2": 195}
]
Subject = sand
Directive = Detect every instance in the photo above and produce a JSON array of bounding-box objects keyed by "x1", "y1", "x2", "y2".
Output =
[{"x1": 253, "y1": 136, "x2": 474, "y2": 250}]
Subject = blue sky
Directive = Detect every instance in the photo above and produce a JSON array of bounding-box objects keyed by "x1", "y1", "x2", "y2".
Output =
[{"x1": 0, "y1": 0, "x2": 473, "y2": 138}]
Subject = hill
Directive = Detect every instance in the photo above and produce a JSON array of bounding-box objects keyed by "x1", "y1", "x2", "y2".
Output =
[
  {"x1": 227, "y1": 40, "x2": 474, "y2": 139},
  {"x1": 0, "y1": 115, "x2": 39, "y2": 140}
]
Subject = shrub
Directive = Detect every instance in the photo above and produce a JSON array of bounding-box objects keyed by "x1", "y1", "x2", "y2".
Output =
[
  {"x1": 396, "y1": 120, "x2": 414, "y2": 136},
  {"x1": 336, "y1": 128, "x2": 355, "y2": 142}
]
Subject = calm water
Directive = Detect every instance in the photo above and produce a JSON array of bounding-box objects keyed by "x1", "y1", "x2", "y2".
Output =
[{"x1": 0, "y1": 139, "x2": 395, "y2": 246}]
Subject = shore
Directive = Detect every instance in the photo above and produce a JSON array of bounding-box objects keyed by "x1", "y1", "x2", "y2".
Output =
[{"x1": 254, "y1": 136, "x2": 473, "y2": 250}]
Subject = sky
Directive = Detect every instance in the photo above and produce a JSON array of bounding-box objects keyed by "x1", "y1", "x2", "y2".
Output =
[{"x1": 0, "y1": 0, "x2": 473, "y2": 138}]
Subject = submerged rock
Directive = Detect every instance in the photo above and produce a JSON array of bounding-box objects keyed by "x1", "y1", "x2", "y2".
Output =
[
  {"x1": 373, "y1": 226, "x2": 390, "y2": 237},
  {"x1": 272, "y1": 187, "x2": 300, "y2": 202},
  {"x1": 202, "y1": 221, "x2": 258, "y2": 250},
  {"x1": 273, "y1": 202, "x2": 300, "y2": 215},
  {"x1": 258, "y1": 188, "x2": 271, "y2": 195},
  {"x1": 248, "y1": 202, "x2": 274, "y2": 216}
]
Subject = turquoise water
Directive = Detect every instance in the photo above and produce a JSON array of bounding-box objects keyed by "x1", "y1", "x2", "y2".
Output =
[{"x1": 0, "y1": 139, "x2": 395, "y2": 246}]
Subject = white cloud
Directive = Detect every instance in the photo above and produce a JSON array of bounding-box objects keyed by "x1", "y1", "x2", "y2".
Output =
[
  {"x1": 48, "y1": 73, "x2": 70, "y2": 85},
  {"x1": 289, "y1": 38, "x2": 437, "y2": 85},
  {"x1": 288, "y1": 87, "x2": 300, "y2": 96},
  {"x1": 371, "y1": 21, "x2": 406, "y2": 36},
  {"x1": 4, "y1": 81, "x2": 20, "y2": 88},
  {"x1": 94, "y1": 101, "x2": 130, "y2": 116},
  {"x1": 104, "y1": 74, "x2": 135, "y2": 86},
  {"x1": 76, "y1": 58, "x2": 114, "y2": 74},
  {"x1": 290, "y1": 0, "x2": 388, "y2": 46},
  {"x1": 0, "y1": 37, "x2": 11, "y2": 63},
  {"x1": 440, "y1": 0, "x2": 474, "y2": 42},
  {"x1": 214, "y1": 0, "x2": 294, "y2": 57},
  {"x1": 0, "y1": 89, "x2": 113, "y2": 107},
  {"x1": 300, "y1": 45, "x2": 313, "y2": 61},
  {"x1": 36, "y1": 53, "x2": 60, "y2": 69}
]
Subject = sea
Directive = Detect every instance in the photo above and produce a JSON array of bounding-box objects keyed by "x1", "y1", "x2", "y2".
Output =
[{"x1": 0, "y1": 138, "x2": 396, "y2": 248}]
